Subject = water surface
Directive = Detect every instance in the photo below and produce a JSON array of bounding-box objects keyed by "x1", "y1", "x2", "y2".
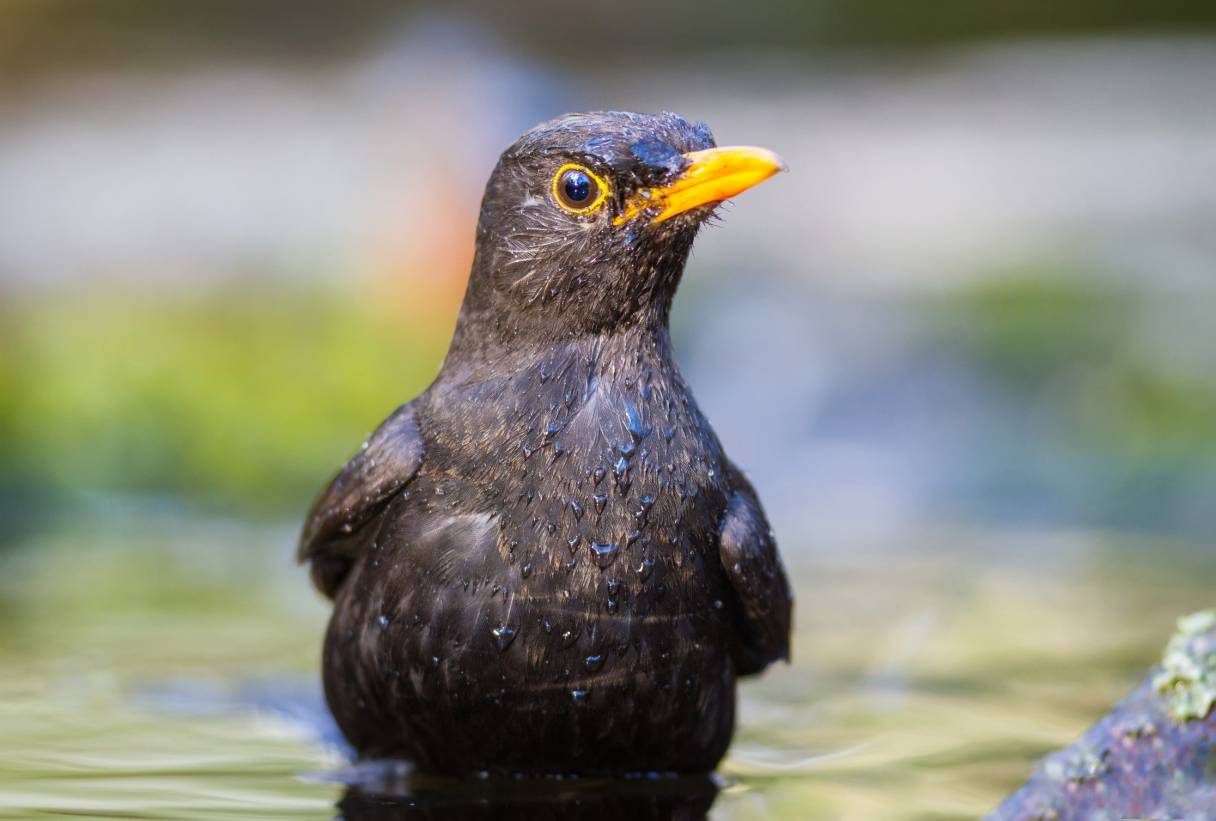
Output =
[{"x1": 0, "y1": 514, "x2": 1211, "y2": 819}]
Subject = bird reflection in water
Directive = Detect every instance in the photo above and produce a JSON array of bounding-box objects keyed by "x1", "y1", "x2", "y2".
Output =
[{"x1": 334, "y1": 768, "x2": 719, "y2": 820}]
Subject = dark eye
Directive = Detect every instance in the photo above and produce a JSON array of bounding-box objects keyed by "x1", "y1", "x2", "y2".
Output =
[
  {"x1": 553, "y1": 164, "x2": 606, "y2": 213},
  {"x1": 562, "y1": 170, "x2": 593, "y2": 204}
]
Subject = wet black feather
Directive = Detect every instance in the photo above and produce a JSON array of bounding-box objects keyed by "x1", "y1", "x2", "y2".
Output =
[{"x1": 299, "y1": 111, "x2": 792, "y2": 776}]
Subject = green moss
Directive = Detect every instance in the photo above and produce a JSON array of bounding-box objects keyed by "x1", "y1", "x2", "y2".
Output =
[
  {"x1": 1045, "y1": 744, "x2": 1113, "y2": 783},
  {"x1": 1152, "y1": 609, "x2": 1216, "y2": 723},
  {"x1": 1043, "y1": 745, "x2": 1109, "y2": 783}
]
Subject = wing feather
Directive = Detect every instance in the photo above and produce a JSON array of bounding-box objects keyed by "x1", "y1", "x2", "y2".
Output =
[
  {"x1": 297, "y1": 402, "x2": 424, "y2": 597},
  {"x1": 718, "y1": 464, "x2": 793, "y2": 675}
]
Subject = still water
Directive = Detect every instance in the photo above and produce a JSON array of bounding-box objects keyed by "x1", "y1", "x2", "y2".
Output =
[{"x1": 0, "y1": 512, "x2": 1211, "y2": 819}]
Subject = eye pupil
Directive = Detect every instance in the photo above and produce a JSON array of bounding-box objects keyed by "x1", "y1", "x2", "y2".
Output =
[{"x1": 563, "y1": 170, "x2": 592, "y2": 204}]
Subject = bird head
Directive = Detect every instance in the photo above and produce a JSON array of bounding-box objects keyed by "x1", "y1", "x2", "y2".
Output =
[{"x1": 454, "y1": 111, "x2": 785, "y2": 349}]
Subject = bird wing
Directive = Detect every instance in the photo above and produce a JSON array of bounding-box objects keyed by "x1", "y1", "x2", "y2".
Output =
[
  {"x1": 298, "y1": 401, "x2": 424, "y2": 598},
  {"x1": 718, "y1": 462, "x2": 793, "y2": 675}
]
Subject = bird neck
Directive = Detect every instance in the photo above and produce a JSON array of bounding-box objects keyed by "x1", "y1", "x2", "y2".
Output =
[
  {"x1": 440, "y1": 237, "x2": 683, "y2": 384},
  {"x1": 438, "y1": 300, "x2": 676, "y2": 389},
  {"x1": 440, "y1": 223, "x2": 694, "y2": 377}
]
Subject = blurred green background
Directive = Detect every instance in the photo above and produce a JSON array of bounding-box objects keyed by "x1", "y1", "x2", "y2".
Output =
[{"x1": 0, "y1": 2, "x2": 1214, "y2": 819}]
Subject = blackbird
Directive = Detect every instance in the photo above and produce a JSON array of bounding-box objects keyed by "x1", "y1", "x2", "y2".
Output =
[{"x1": 299, "y1": 110, "x2": 793, "y2": 776}]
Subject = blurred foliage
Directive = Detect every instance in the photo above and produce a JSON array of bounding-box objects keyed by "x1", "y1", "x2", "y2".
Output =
[
  {"x1": 2, "y1": 0, "x2": 1215, "y2": 81},
  {"x1": 941, "y1": 273, "x2": 1133, "y2": 385},
  {"x1": 0, "y1": 287, "x2": 450, "y2": 522},
  {"x1": 4, "y1": 271, "x2": 1213, "y2": 530},
  {"x1": 936, "y1": 269, "x2": 1216, "y2": 463}
]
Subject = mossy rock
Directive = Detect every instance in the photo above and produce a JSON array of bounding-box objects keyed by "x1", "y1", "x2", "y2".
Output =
[{"x1": 989, "y1": 609, "x2": 1216, "y2": 820}]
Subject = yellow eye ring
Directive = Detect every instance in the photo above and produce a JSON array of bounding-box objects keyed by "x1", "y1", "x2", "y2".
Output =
[{"x1": 551, "y1": 163, "x2": 610, "y2": 215}]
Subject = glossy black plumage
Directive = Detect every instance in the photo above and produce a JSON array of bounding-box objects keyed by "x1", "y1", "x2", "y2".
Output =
[{"x1": 299, "y1": 111, "x2": 792, "y2": 776}]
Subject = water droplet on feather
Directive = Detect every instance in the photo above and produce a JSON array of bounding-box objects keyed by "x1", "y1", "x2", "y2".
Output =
[
  {"x1": 624, "y1": 401, "x2": 651, "y2": 442},
  {"x1": 491, "y1": 625, "x2": 517, "y2": 651},
  {"x1": 589, "y1": 542, "x2": 619, "y2": 569}
]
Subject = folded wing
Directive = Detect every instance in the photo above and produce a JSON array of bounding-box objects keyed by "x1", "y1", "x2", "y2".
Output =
[
  {"x1": 718, "y1": 463, "x2": 793, "y2": 675},
  {"x1": 298, "y1": 402, "x2": 424, "y2": 598}
]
